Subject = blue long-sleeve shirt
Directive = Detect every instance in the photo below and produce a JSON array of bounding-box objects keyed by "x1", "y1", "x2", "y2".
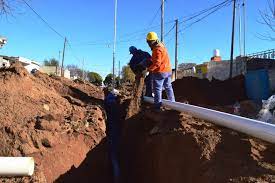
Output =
[{"x1": 129, "y1": 49, "x2": 152, "y2": 73}]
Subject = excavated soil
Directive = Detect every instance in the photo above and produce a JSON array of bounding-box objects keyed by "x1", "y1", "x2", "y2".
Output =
[
  {"x1": 1, "y1": 65, "x2": 275, "y2": 183},
  {"x1": 120, "y1": 106, "x2": 275, "y2": 183},
  {"x1": 118, "y1": 76, "x2": 274, "y2": 183},
  {"x1": 0, "y1": 63, "x2": 109, "y2": 183},
  {"x1": 125, "y1": 76, "x2": 145, "y2": 119},
  {"x1": 172, "y1": 76, "x2": 247, "y2": 106}
]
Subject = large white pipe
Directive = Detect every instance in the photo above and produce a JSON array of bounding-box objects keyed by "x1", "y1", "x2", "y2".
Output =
[
  {"x1": 144, "y1": 97, "x2": 275, "y2": 144},
  {"x1": 0, "y1": 157, "x2": 34, "y2": 177}
]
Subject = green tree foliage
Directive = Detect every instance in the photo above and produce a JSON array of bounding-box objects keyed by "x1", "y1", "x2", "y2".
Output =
[
  {"x1": 88, "y1": 72, "x2": 103, "y2": 86},
  {"x1": 121, "y1": 65, "x2": 135, "y2": 83},
  {"x1": 43, "y1": 58, "x2": 59, "y2": 66},
  {"x1": 104, "y1": 73, "x2": 114, "y2": 86}
]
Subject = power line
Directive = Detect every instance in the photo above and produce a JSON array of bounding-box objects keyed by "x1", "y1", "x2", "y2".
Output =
[
  {"x1": 178, "y1": 0, "x2": 232, "y2": 33},
  {"x1": 178, "y1": 0, "x2": 232, "y2": 24},
  {"x1": 164, "y1": 24, "x2": 176, "y2": 38},
  {"x1": 76, "y1": 0, "x2": 231, "y2": 48},
  {"x1": 22, "y1": 0, "x2": 64, "y2": 39},
  {"x1": 43, "y1": 0, "x2": 231, "y2": 49},
  {"x1": 72, "y1": 1, "x2": 232, "y2": 47},
  {"x1": 147, "y1": 2, "x2": 162, "y2": 27},
  {"x1": 74, "y1": 21, "x2": 175, "y2": 47},
  {"x1": 67, "y1": 41, "x2": 82, "y2": 62},
  {"x1": 121, "y1": 20, "x2": 175, "y2": 37}
]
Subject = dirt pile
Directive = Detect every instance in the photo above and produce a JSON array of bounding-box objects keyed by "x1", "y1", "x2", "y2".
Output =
[
  {"x1": 125, "y1": 77, "x2": 145, "y2": 119},
  {"x1": 0, "y1": 63, "x2": 109, "y2": 182},
  {"x1": 120, "y1": 106, "x2": 275, "y2": 183},
  {"x1": 172, "y1": 75, "x2": 247, "y2": 106}
]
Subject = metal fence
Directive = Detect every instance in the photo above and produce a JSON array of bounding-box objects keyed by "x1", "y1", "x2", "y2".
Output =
[{"x1": 247, "y1": 49, "x2": 275, "y2": 59}]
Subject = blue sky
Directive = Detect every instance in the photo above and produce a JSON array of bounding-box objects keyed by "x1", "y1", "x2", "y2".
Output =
[{"x1": 0, "y1": 0, "x2": 274, "y2": 78}]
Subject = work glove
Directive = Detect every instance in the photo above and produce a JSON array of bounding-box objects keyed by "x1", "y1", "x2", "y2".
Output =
[{"x1": 141, "y1": 70, "x2": 149, "y2": 78}]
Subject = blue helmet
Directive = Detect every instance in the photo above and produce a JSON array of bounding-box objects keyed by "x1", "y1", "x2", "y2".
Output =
[{"x1": 129, "y1": 46, "x2": 137, "y2": 54}]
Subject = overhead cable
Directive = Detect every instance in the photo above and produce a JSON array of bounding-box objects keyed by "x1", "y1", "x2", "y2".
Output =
[{"x1": 22, "y1": 0, "x2": 64, "y2": 39}]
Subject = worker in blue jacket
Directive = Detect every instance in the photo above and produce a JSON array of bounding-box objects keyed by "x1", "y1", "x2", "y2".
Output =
[
  {"x1": 128, "y1": 46, "x2": 153, "y2": 97},
  {"x1": 104, "y1": 88, "x2": 121, "y2": 183}
]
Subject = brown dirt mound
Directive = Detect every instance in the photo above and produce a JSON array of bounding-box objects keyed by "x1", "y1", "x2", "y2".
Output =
[
  {"x1": 172, "y1": 75, "x2": 247, "y2": 106},
  {"x1": 0, "y1": 63, "x2": 109, "y2": 182},
  {"x1": 120, "y1": 106, "x2": 275, "y2": 183},
  {"x1": 125, "y1": 77, "x2": 145, "y2": 119}
]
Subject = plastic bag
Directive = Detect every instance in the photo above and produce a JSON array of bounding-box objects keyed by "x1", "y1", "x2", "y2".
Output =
[
  {"x1": 262, "y1": 95, "x2": 275, "y2": 110},
  {"x1": 257, "y1": 109, "x2": 273, "y2": 124}
]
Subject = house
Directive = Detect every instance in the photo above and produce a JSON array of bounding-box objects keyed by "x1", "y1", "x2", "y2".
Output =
[
  {"x1": 0, "y1": 56, "x2": 10, "y2": 68},
  {"x1": 11, "y1": 57, "x2": 40, "y2": 73},
  {"x1": 40, "y1": 66, "x2": 70, "y2": 79},
  {"x1": 0, "y1": 55, "x2": 40, "y2": 73}
]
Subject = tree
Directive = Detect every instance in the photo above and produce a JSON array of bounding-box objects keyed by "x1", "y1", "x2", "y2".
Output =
[
  {"x1": 43, "y1": 58, "x2": 59, "y2": 66},
  {"x1": 259, "y1": 0, "x2": 275, "y2": 41},
  {"x1": 121, "y1": 65, "x2": 135, "y2": 83},
  {"x1": 104, "y1": 73, "x2": 114, "y2": 86},
  {"x1": 67, "y1": 64, "x2": 88, "y2": 80},
  {"x1": 178, "y1": 63, "x2": 196, "y2": 71},
  {"x1": 0, "y1": 0, "x2": 22, "y2": 16},
  {"x1": 88, "y1": 72, "x2": 103, "y2": 86},
  {"x1": 1, "y1": 0, "x2": 12, "y2": 15}
]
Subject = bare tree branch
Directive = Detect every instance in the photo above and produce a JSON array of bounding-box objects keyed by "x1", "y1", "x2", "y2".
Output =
[
  {"x1": 0, "y1": 0, "x2": 24, "y2": 17},
  {"x1": 0, "y1": 0, "x2": 12, "y2": 15},
  {"x1": 259, "y1": 0, "x2": 275, "y2": 41}
]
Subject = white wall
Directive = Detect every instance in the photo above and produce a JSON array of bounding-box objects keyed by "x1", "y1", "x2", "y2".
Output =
[{"x1": 207, "y1": 60, "x2": 246, "y2": 81}]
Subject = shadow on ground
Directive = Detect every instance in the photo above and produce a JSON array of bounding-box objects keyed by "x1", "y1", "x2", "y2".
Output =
[{"x1": 55, "y1": 138, "x2": 113, "y2": 183}]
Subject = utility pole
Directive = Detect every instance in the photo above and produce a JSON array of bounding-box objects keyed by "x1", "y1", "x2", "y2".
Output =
[
  {"x1": 82, "y1": 58, "x2": 85, "y2": 81},
  {"x1": 112, "y1": 0, "x2": 118, "y2": 89},
  {"x1": 229, "y1": 0, "x2": 236, "y2": 79},
  {"x1": 238, "y1": 3, "x2": 242, "y2": 56},
  {"x1": 61, "y1": 37, "x2": 67, "y2": 77},
  {"x1": 243, "y1": 0, "x2": 246, "y2": 56},
  {"x1": 175, "y1": 19, "x2": 178, "y2": 80},
  {"x1": 57, "y1": 50, "x2": 61, "y2": 75},
  {"x1": 161, "y1": 0, "x2": 165, "y2": 42},
  {"x1": 118, "y1": 60, "x2": 121, "y2": 86},
  {"x1": 58, "y1": 50, "x2": 61, "y2": 62}
]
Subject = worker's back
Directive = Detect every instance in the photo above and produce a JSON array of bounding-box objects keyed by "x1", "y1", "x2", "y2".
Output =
[
  {"x1": 149, "y1": 43, "x2": 171, "y2": 73},
  {"x1": 129, "y1": 50, "x2": 151, "y2": 73}
]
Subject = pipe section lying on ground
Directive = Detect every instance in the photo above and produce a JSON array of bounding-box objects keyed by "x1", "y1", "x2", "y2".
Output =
[
  {"x1": 0, "y1": 157, "x2": 34, "y2": 176},
  {"x1": 144, "y1": 97, "x2": 275, "y2": 144}
]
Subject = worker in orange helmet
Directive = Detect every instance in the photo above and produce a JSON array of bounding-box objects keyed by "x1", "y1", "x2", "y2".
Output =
[{"x1": 146, "y1": 32, "x2": 175, "y2": 111}]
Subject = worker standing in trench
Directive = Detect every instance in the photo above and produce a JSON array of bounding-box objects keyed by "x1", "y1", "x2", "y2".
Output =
[
  {"x1": 104, "y1": 88, "x2": 121, "y2": 183},
  {"x1": 146, "y1": 32, "x2": 175, "y2": 111}
]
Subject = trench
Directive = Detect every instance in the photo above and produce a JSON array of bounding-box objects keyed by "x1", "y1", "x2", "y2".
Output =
[
  {"x1": 56, "y1": 77, "x2": 275, "y2": 183},
  {"x1": 101, "y1": 92, "x2": 275, "y2": 183},
  {"x1": 101, "y1": 80, "x2": 207, "y2": 183}
]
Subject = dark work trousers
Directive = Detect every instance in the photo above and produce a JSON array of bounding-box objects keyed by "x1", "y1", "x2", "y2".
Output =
[{"x1": 104, "y1": 93, "x2": 121, "y2": 183}]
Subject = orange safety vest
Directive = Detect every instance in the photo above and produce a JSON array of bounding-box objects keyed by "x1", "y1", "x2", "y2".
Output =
[{"x1": 148, "y1": 43, "x2": 172, "y2": 73}]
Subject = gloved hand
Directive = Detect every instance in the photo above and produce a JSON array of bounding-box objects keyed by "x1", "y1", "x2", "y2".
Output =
[{"x1": 141, "y1": 70, "x2": 149, "y2": 77}]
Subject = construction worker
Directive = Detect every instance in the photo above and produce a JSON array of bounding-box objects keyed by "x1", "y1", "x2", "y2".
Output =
[
  {"x1": 129, "y1": 46, "x2": 151, "y2": 74},
  {"x1": 128, "y1": 46, "x2": 153, "y2": 97},
  {"x1": 146, "y1": 32, "x2": 175, "y2": 110},
  {"x1": 104, "y1": 88, "x2": 121, "y2": 183}
]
